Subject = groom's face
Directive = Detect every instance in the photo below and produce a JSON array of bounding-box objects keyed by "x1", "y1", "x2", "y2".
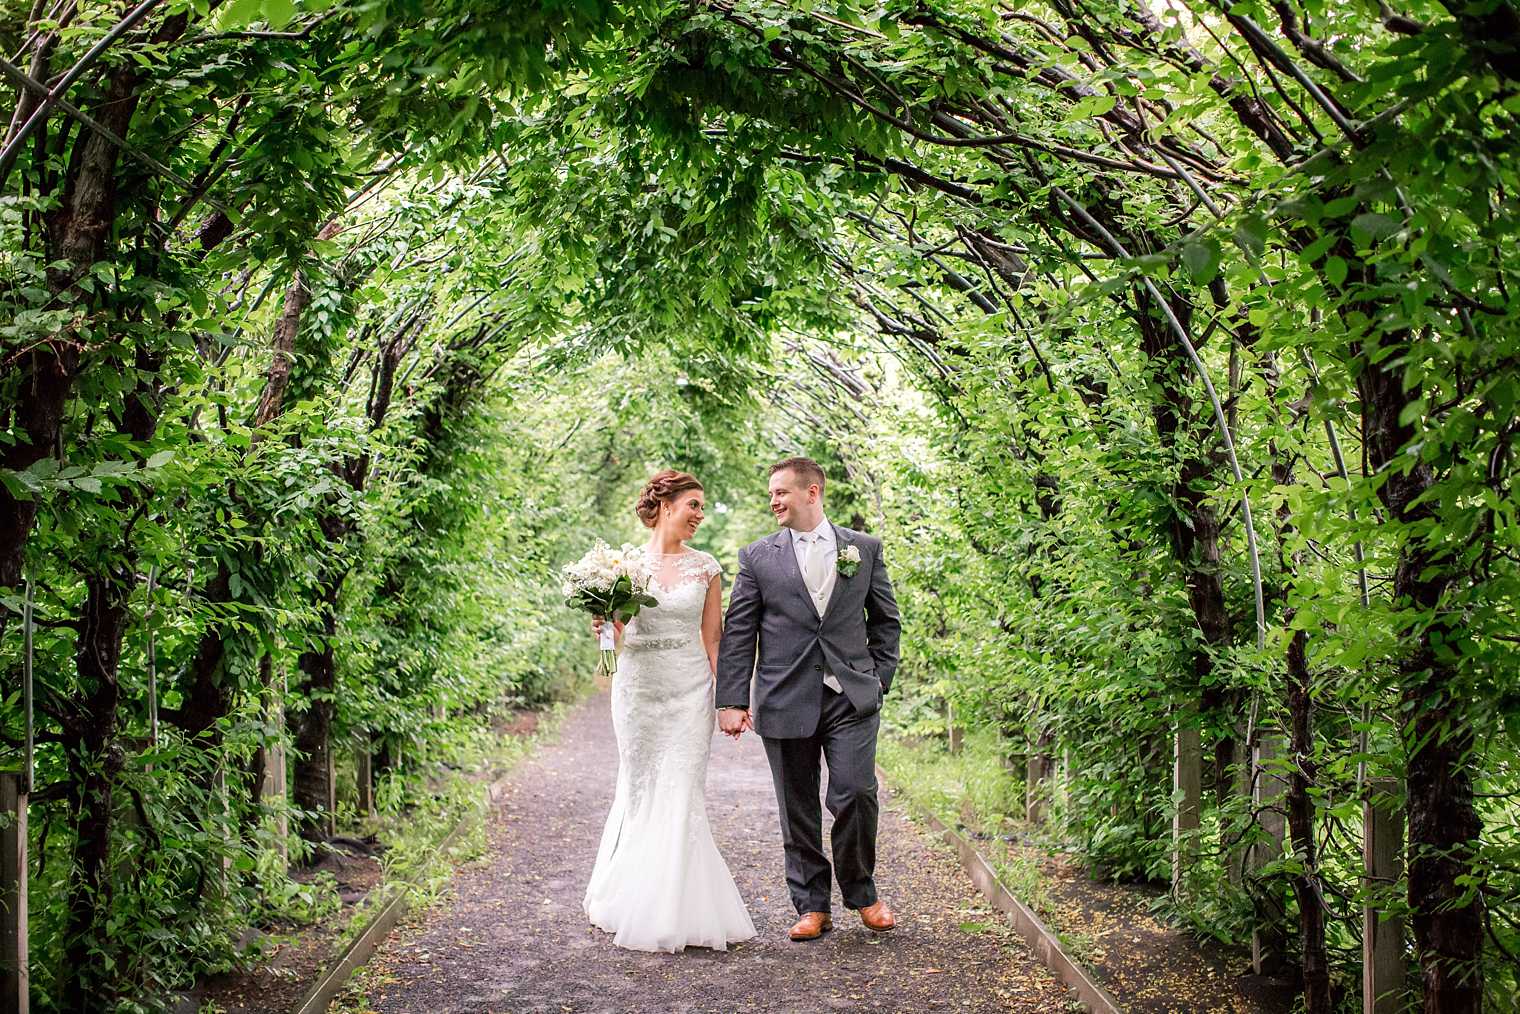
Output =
[{"x1": 768, "y1": 469, "x2": 820, "y2": 530}]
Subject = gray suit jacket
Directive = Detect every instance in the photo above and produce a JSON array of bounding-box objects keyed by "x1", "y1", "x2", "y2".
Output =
[{"x1": 716, "y1": 524, "x2": 901, "y2": 739}]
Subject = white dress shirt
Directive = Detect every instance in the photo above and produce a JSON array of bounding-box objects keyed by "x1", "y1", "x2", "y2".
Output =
[{"x1": 791, "y1": 517, "x2": 842, "y2": 693}]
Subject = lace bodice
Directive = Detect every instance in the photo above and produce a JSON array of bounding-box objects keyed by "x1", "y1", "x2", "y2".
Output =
[{"x1": 622, "y1": 550, "x2": 720, "y2": 652}]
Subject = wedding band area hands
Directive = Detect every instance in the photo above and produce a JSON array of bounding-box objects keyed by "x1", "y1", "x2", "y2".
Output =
[
  {"x1": 717, "y1": 707, "x2": 753, "y2": 739},
  {"x1": 580, "y1": 458, "x2": 902, "y2": 952}
]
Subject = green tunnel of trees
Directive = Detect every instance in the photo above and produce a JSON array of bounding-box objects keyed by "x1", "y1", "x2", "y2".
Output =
[{"x1": 2, "y1": 0, "x2": 1518, "y2": 1010}]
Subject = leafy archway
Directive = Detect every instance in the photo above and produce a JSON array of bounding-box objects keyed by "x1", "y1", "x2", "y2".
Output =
[{"x1": 2, "y1": 1, "x2": 1517, "y2": 1010}]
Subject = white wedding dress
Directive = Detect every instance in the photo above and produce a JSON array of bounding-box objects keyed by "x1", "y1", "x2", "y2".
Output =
[{"x1": 582, "y1": 549, "x2": 757, "y2": 952}]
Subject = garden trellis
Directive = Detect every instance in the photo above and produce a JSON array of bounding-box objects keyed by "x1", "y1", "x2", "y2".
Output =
[{"x1": 3, "y1": 1, "x2": 1519, "y2": 1012}]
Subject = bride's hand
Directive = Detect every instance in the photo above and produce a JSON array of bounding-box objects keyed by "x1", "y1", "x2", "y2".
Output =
[{"x1": 590, "y1": 615, "x2": 625, "y2": 639}]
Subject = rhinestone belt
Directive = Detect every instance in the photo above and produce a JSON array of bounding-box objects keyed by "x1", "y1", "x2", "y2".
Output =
[{"x1": 623, "y1": 635, "x2": 694, "y2": 651}]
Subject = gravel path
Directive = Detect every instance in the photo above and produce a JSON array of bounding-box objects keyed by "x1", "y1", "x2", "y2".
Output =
[{"x1": 358, "y1": 693, "x2": 1072, "y2": 1013}]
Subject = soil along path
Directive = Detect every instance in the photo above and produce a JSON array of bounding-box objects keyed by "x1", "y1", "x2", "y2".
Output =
[{"x1": 354, "y1": 692, "x2": 1073, "y2": 1013}]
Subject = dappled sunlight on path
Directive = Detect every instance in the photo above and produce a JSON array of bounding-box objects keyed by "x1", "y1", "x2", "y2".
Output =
[{"x1": 356, "y1": 693, "x2": 1072, "y2": 1013}]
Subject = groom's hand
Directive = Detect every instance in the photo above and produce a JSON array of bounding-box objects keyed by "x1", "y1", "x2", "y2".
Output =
[{"x1": 718, "y1": 708, "x2": 752, "y2": 739}]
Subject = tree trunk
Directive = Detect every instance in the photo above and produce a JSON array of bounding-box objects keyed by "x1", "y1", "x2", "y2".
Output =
[
  {"x1": 1284, "y1": 624, "x2": 1331, "y2": 1012},
  {"x1": 252, "y1": 268, "x2": 317, "y2": 428},
  {"x1": 290, "y1": 564, "x2": 342, "y2": 844},
  {"x1": 165, "y1": 561, "x2": 234, "y2": 738},
  {"x1": 1131, "y1": 285, "x2": 1239, "y2": 803},
  {"x1": 1358, "y1": 339, "x2": 1483, "y2": 1013},
  {"x1": 0, "y1": 56, "x2": 148, "y2": 590},
  {"x1": 1262, "y1": 356, "x2": 1331, "y2": 1007},
  {"x1": 60, "y1": 573, "x2": 130, "y2": 1011},
  {"x1": 286, "y1": 305, "x2": 410, "y2": 844},
  {"x1": 166, "y1": 219, "x2": 340, "y2": 742},
  {"x1": 5, "y1": 13, "x2": 192, "y2": 587}
]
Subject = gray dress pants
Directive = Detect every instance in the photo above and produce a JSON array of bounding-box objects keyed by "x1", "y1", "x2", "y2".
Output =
[{"x1": 761, "y1": 688, "x2": 881, "y2": 914}]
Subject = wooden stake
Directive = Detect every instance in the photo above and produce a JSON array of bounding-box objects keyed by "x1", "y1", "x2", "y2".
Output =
[
  {"x1": 323, "y1": 747, "x2": 336, "y2": 838},
  {"x1": 263, "y1": 670, "x2": 288, "y2": 867},
  {"x1": 1026, "y1": 731, "x2": 1053, "y2": 825},
  {"x1": 1025, "y1": 755, "x2": 1046, "y2": 825},
  {"x1": 1363, "y1": 777, "x2": 1405, "y2": 1014},
  {"x1": 1, "y1": 771, "x2": 28, "y2": 1014},
  {"x1": 1251, "y1": 732, "x2": 1288, "y2": 974},
  {"x1": 1171, "y1": 724, "x2": 1201, "y2": 894},
  {"x1": 213, "y1": 764, "x2": 233, "y2": 889},
  {"x1": 1058, "y1": 745, "x2": 1072, "y2": 831},
  {"x1": 355, "y1": 737, "x2": 375, "y2": 819}
]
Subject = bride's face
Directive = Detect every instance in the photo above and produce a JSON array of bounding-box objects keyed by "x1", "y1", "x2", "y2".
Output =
[{"x1": 661, "y1": 490, "x2": 706, "y2": 539}]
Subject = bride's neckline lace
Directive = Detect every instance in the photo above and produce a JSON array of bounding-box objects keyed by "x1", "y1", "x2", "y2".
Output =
[{"x1": 644, "y1": 548, "x2": 716, "y2": 594}]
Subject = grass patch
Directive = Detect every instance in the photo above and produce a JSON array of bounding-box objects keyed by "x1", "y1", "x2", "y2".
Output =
[
  {"x1": 878, "y1": 727, "x2": 1027, "y2": 836},
  {"x1": 879, "y1": 729, "x2": 1065, "y2": 928}
]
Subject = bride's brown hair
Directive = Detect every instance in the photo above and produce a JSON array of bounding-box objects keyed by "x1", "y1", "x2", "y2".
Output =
[{"x1": 635, "y1": 470, "x2": 704, "y2": 529}]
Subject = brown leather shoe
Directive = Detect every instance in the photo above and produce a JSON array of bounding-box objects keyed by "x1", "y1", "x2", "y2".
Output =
[
  {"x1": 859, "y1": 899, "x2": 896, "y2": 932},
  {"x1": 788, "y1": 911, "x2": 833, "y2": 941}
]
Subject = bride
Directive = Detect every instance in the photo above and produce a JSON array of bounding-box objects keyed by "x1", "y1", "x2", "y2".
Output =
[{"x1": 582, "y1": 469, "x2": 757, "y2": 952}]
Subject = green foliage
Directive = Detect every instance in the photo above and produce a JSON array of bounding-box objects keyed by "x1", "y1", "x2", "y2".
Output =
[{"x1": 4, "y1": 0, "x2": 1520, "y2": 1008}]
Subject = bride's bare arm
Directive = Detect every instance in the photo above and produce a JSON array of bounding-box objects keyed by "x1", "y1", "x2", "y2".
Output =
[{"x1": 701, "y1": 574, "x2": 723, "y2": 677}]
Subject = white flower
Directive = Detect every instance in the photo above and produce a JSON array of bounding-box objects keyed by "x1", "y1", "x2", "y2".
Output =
[{"x1": 841, "y1": 545, "x2": 862, "y2": 564}]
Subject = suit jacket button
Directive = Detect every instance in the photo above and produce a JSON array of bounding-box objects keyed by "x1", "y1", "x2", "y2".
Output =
[{"x1": 813, "y1": 664, "x2": 823, "y2": 671}]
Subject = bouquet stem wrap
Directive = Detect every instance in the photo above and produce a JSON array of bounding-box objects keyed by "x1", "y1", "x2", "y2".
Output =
[
  {"x1": 597, "y1": 623, "x2": 617, "y2": 679},
  {"x1": 562, "y1": 541, "x2": 658, "y2": 678}
]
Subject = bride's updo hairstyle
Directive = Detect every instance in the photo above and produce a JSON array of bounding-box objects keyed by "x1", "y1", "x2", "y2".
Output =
[{"x1": 635, "y1": 470, "x2": 704, "y2": 529}]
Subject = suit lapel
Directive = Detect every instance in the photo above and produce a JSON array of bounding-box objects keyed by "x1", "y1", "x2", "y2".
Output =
[
  {"x1": 820, "y1": 524, "x2": 853, "y2": 625},
  {"x1": 771, "y1": 529, "x2": 815, "y2": 612}
]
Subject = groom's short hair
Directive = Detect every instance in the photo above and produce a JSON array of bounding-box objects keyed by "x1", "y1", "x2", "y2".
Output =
[{"x1": 770, "y1": 456, "x2": 826, "y2": 493}]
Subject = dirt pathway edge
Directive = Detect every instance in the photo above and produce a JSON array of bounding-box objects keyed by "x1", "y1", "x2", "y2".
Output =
[
  {"x1": 877, "y1": 765, "x2": 1122, "y2": 1014},
  {"x1": 290, "y1": 757, "x2": 525, "y2": 1014}
]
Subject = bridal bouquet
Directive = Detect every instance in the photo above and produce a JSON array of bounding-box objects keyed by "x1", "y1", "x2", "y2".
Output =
[{"x1": 562, "y1": 540, "x2": 658, "y2": 678}]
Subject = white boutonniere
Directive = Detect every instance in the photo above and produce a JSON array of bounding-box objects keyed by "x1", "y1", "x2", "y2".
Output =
[{"x1": 837, "y1": 544, "x2": 862, "y2": 578}]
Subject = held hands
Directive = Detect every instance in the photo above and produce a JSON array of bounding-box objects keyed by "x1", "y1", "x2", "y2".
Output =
[{"x1": 718, "y1": 708, "x2": 753, "y2": 740}]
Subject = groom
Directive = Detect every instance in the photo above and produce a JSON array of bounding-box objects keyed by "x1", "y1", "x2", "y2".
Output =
[{"x1": 716, "y1": 457, "x2": 902, "y2": 941}]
